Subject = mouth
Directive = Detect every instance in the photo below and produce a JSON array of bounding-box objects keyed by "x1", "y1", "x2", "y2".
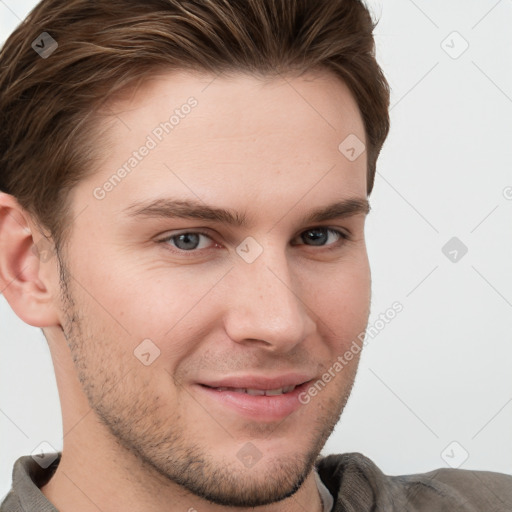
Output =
[
  {"x1": 202, "y1": 384, "x2": 298, "y2": 396},
  {"x1": 195, "y1": 376, "x2": 313, "y2": 422}
]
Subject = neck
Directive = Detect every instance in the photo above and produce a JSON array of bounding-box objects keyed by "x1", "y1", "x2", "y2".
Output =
[{"x1": 40, "y1": 434, "x2": 324, "y2": 512}]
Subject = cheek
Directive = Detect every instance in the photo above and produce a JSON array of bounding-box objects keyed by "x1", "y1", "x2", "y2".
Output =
[
  {"x1": 306, "y1": 254, "x2": 371, "y2": 330},
  {"x1": 305, "y1": 263, "x2": 370, "y2": 373},
  {"x1": 72, "y1": 249, "x2": 204, "y2": 345}
]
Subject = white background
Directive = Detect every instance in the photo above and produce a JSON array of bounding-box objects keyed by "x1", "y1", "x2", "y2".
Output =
[{"x1": 1, "y1": 0, "x2": 512, "y2": 501}]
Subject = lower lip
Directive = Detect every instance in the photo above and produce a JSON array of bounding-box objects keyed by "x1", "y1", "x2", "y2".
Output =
[{"x1": 195, "y1": 382, "x2": 311, "y2": 422}]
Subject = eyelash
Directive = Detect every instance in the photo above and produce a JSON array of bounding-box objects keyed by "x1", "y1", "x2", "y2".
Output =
[{"x1": 157, "y1": 227, "x2": 350, "y2": 257}]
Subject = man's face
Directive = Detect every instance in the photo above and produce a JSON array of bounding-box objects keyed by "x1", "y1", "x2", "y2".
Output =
[{"x1": 54, "y1": 70, "x2": 371, "y2": 507}]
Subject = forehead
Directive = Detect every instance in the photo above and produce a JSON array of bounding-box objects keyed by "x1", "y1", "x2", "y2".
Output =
[{"x1": 77, "y1": 69, "x2": 367, "y2": 221}]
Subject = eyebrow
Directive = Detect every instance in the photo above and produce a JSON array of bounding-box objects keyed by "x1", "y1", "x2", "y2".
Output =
[{"x1": 122, "y1": 196, "x2": 370, "y2": 228}]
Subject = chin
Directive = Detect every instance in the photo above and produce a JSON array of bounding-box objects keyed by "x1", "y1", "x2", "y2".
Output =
[{"x1": 165, "y1": 453, "x2": 313, "y2": 508}]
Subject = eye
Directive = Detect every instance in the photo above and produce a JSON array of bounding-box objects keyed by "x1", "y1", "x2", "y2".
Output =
[
  {"x1": 293, "y1": 227, "x2": 349, "y2": 250},
  {"x1": 157, "y1": 227, "x2": 350, "y2": 255},
  {"x1": 159, "y1": 231, "x2": 215, "y2": 252}
]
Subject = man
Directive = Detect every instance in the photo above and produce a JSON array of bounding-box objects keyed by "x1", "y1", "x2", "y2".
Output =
[{"x1": 0, "y1": 0, "x2": 510, "y2": 511}]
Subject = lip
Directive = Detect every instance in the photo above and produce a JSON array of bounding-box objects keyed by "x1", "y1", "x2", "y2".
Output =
[
  {"x1": 199, "y1": 374, "x2": 313, "y2": 391},
  {"x1": 195, "y1": 374, "x2": 314, "y2": 422}
]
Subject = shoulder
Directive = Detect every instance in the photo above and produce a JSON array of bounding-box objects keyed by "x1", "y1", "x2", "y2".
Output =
[{"x1": 316, "y1": 452, "x2": 512, "y2": 511}]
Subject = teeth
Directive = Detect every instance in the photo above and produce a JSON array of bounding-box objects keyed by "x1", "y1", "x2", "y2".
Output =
[
  {"x1": 213, "y1": 385, "x2": 297, "y2": 395},
  {"x1": 246, "y1": 388, "x2": 266, "y2": 396},
  {"x1": 265, "y1": 387, "x2": 284, "y2": 396}
]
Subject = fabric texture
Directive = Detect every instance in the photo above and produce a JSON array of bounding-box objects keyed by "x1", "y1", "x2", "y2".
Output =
[
  {"x1": 316, "y1": 453, "x2": 512, "y2": 511},
  {"x1": 2, "y1": 451, "x2": 512, "y2": 511}
]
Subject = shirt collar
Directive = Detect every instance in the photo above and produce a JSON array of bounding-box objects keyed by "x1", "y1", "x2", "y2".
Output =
[{"x1": 315, "y1": 469, "x2": 334, "y2": 512}]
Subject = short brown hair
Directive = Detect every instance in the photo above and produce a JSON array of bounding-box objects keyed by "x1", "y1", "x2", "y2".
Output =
[{"x1": 0, "y1": 0, "x2": 390, "y2": 252}]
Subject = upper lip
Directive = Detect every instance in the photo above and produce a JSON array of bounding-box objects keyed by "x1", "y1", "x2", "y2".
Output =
[{"x1": 199, "y1": 374, "x2": 314, "y2": 390}]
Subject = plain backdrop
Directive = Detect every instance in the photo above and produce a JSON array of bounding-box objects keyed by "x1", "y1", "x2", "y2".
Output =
[{"x1": 1, "y1": 0, "x2": 512, "y2": 500}]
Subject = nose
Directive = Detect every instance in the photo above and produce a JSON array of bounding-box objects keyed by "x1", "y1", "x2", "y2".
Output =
[{"x1": 222, "y1": 247, "x2": 316, "y2": 353}]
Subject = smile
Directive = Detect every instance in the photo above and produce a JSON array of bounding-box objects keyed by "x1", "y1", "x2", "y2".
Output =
[
  {"x1": 195, "y1": 378, "x2": 313, "y2": 422},
  {"x1": 207, "y1": 385, "x2": 297, "y2": 396}
]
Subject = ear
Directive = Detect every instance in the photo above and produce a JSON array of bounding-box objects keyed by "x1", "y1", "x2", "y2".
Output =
[{"x1": 0, "y1": 192, "x2": 62, "y2": 328}]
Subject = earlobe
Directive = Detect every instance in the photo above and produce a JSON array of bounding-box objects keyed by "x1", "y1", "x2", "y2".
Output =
[{"x1": 0, "y1": 192, "x2": 62, "y2": 328}]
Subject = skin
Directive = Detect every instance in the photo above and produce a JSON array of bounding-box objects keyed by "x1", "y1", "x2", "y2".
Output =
[{"x1": 0, "y1": 69, "x2": 371, "y2": 512}]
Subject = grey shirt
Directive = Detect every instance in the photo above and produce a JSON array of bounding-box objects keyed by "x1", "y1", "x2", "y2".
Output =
[{"x1": 2, "y1": 452, "x2": 512, "y2": 511}]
